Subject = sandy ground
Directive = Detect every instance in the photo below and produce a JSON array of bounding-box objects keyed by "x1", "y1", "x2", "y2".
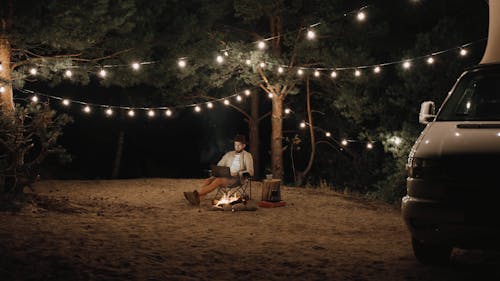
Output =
[{"x1": 1, "y1": 179, "x2": 500, "y2": 281}]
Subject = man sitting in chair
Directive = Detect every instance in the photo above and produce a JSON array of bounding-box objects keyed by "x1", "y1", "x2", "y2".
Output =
[{"x1": 184, "y1": 134, "x2": 254, "y2": 206}]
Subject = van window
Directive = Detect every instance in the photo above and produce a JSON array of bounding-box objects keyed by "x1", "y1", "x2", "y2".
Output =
[{"x1": 437, "y1": 71, "x2": 500, "y2": 121}]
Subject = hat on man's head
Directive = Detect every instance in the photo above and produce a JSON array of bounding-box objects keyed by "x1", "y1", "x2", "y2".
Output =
[{"x1": 234, "y1": 134, "x2": 246, "y2": 144}]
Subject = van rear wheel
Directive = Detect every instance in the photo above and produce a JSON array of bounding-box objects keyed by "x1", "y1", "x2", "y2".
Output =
[{"x1": 412, "y1": 238, "x2": 452, "y2": 265}]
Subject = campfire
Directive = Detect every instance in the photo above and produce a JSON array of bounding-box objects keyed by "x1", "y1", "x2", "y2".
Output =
[{"x1": 211, "y1": 192, "x2": 257, "y2": 211}]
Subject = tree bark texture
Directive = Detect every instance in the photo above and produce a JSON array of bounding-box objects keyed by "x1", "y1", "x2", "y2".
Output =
[
  {"x1": 295, "y1": 78, "x2": 316, "y2": 185},
  {"x1": 0, "y1": 37, "x2": 13, "y2": 111},
  {"x1": 249, "y1": 92, "x2": 260, "y2": 179},
  {"x1": 271, "y1": 92, "x2": 283, "y2": 179}
]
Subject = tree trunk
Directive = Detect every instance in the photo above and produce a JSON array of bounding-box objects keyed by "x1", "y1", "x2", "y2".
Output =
[
  {"x1": 481, "y1": 0, "x2": 500, "y2": 64},
  {"x1": 295, "y1": 78, "x2": 315, "y2": 185},
  {"x1": 271, "y1": 90, "x2": 283, "y2": 179},
  {"x1": 249, "y1": 92, "x2": 260, "y2": 179},
  {"x1": 111, "y1": 129, "x2": 125, "y2": 179},
  {"x1": 0, "y1": 37, "x2": 13, "y2": 111}
]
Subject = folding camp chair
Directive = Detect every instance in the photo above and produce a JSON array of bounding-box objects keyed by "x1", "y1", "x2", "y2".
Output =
[{"x1": 214, "y1": 172, "x2": 252, "y2": 200}]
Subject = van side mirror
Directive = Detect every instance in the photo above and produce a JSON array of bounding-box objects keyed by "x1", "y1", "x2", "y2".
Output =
[{"x1": 419, "y1": 101, "x2": 436, "y2": 124}]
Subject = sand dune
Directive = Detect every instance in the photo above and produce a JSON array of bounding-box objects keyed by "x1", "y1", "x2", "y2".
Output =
[{"x1": 1, "y1": 178, "x2": 500, "y2": 280}]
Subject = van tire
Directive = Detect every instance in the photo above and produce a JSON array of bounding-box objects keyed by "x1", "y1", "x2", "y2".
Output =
[{"x1": 412, "y1": 238, "x2": 452, "y2": 265}]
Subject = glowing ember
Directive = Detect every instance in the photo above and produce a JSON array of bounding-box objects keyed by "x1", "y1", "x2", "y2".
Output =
[{"x1": 214, "y1": 192, "x2": 240, "y2": 207}]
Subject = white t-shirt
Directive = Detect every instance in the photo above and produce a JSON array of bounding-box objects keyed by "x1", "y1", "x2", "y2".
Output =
[{"x1": 229, "y1": 154, "x2": 241, "y2": 175}]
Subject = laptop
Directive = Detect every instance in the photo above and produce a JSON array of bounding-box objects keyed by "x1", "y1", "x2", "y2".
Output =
[{"x1": 211, "y1": 165, "x2": 232, "y2": 178}]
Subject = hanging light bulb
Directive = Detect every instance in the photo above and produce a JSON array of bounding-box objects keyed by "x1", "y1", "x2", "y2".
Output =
[
  {"x1": 223, "y1": 99, "x2": 230, "y2": 105},
  {"x1": 341, "y1": 139, "x2": 348, "y2": 146},
  {"x1": 178, "y1": 59, "x2": 187, "y2": 68},
  {"x1": 245, "y1": 59, "x2": 252, "y2": 65},
  {"x1": 83, "y1": 105, "x2": 91, "y2": 113},
  {"x1": 128, "y1": 109, "x2": 135, "y2": 117},
  {"x1": 105, "y1": 108, "x2": 113, "y2": 116},
  {"x1": 306, "y1": 29, "x2": 316, "y2": 40},
  {"x1": 194, "y1": 105, "x2": 201, "y2": 112},
  {"x1": 148, "y1": 110, "x2": 155, "y2": 117},
  {"x1": 297, "y1": 69, "x2": 304, "y2": 76},
  {"x1": 354, "y1": 69, "x2": 361, "y2": 77},
  {"x1": 244, "y1": 89, "x2": 251, "y2": 96},
  {"x1": 460, "y1": 48, "x2": 468, "y2": 56},
  {"x1": 357, "y1": 11, "x2": 366, "y2": 21},
  {"x1": 224, "y1": 51, "x2": 229, "y2": 57},
  {"x1": 65, "y1": 70, "x2": 73, "y2": 78},
  {"x1": 30, "y1": 68, "x2": 37, "y2": 75},
  {"x1": 373, "y1": 66, "x2": 381, "y2": 74},
  {"x1": 325, "y1": 132, "x2": 331, "y2": 137},
  {"x1": 99, "y1": 69, "x2": 107, "y2": 78},
  {"x1": 268, "y1": 93, "x2": 273, "y2": 98},
  {"x1": 314, "y1": 70, "x2": 320, "y2": 77},
  {"x1": 403, "y1": 60, "x2": 411, "y2": 69},
  {"x1": 259, "y1": 62, "x2": 266, "y2": 68},
  {"x1": 207, "y1": 102, "x2": 213, "y2": 108},
  {"x1": 330, "y1": 71, "x2": 338, "y2": 78},
  {"x1": 284, "y1": 108, "x2": 291, "y2": 114},
  {"x1": 216, "y1": 55, "x2": 224, "y2": 64},
  {"x1": 62, "y1": 99, "x2": 70, "y2": 106},
  {"x1": 236, "y1": 95, "x2": 242, "y2": 102},
  {"x1": 366, "y1": 142, "x2": 373, "y2": 150},
  {"x1": 257, "y1": 41, "x2": 266, "y2": 49},
  {"x1": 31, "y1": 95, "x2": 39, "y2": 103},
  {"x1": 165, "y1": 109, "x2": 172, "y2": 117},
  {"x1": 277, "y1": 66, "x2": 284, "y2": 74},
  {"x1": 0, "y1": 86, "x2": 5, "y2": 93},
  {"x1": 300, "y1": 122, "x2": 306, "y2": 128},
  {"x1": 426, "y1": 56, "x2": 435, "y2": 64},
  {"x1": 131, "y1": 62, "x2": 140, "y2": 70}
]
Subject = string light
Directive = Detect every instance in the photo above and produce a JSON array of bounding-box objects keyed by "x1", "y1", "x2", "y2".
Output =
[
  {"x1": 314, "y1": 70, "x2": 320, "y2": 77},
  {"x1": 236, "y1": 95, "x2": 242, "y2": 102},
  {"x1": 300, "y1": 122, "x2": 306, "y2": 128},
  {"x1": 83, "y1": 105, "x2": 91, "y2": 113},
  {"x1": 373, "y1": 66, "x2": 381, "y2": 74},
  {"x1": 128, "y1": 109, "x2": 135, "y2": 117},
  {"x1": 131, "y1": 62, "x2": 140, "y2": 70},
  {"x1": 278, "y1": 67, "x2": 284, "y2": 74},
  {"x1": 165, "y1": 109, "x2": 172, "y2": 116},
  {"x1": 403, "y1": 60, "x2": 411, "y2": 69},
  {"x1": 366, "y1": 142, "x2": 373, "y2": 149},
  {"x1": 29, "y1": 68, "x2": 37, "y2": 75},
  {"x1": 257, "y1": 41, "x2": 266, "y2": 49},
  {"x1": 178, "y1": 59, "x2": 187, "y2": 68},
  {"x1": 341, "y1": 139, "x2": 348, "y2": 146},
  {"x1": 194, "y1": 105, "x2": 201, "y2": 112},
  {"x1": 357, "y1": 11, "x2": 366, "y2": 21},
  {"x1": 62, "y1": 99, "x2": 70, "y2": 106},
  {"x1": 105, "y1": 108, "x2": 113, "y2": 116},
  {"x1": 306, "y1": 30, "x2": 316, "y2": 40},
  {"x1": 426, "y1": 56, "x2": 435, "y2": 64},
  {"x1": 284, "y1": 108, "x2": 291, "y2": 114},
  {"x1": 64, "y1": 70, "x2": 73, "y2": 78},
  {"x1": 223, "y1": 99, "x2": 230, "y2": 105},
  {"x1": 330, "y1": 71, "x2": 338, "y2": 78},
  {"x1": 216, "y1": 55, "x2": 224, "y2": 64},
  {"x1": 325, "y1": 132, "x2": 331, "y2": 137},
  {"x1": 207, "y1": 102, "x2": 213, "y2": 108},
  {"x1": 354, "y1": 69, "x2": 361, "y2": 77},
  {"x1": 259, "y1": 62, "x2": 266, "y2": 68},
  {"x1": 244, "y1": 89, "x2": 251, "y2": 96},
  {"x1": 268, "y1": 93, "x2": 273, "y2": 98},
  {"x1": 223, "y1": 51, "x2": 229, "y2": 57},
  {"x1": 148, "y1": 110, "x2": 155, "y2": 117},
  {"x1": 0, "y1": 86, "x2": 5, "y2": 93},
  {"x1": 99, "y1": 69, "x2": 107, "y2": 78},
  {"x1": 460, "y1": 48, "x2": 468, "y2": 56},
  {"x1": 297, "y1": 69, "x2": 304, "y2": 76},
  {"x1": 245, "y1": 59, "x2": 252, "y2": 65},
  {"x1": 31, "y1": 95, "x2": 38, "y2": 103}
]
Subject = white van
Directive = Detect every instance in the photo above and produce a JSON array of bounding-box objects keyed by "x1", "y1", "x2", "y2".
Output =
[{"x1": 402, "y1": 63, "x2": 500, "y2": 265}]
